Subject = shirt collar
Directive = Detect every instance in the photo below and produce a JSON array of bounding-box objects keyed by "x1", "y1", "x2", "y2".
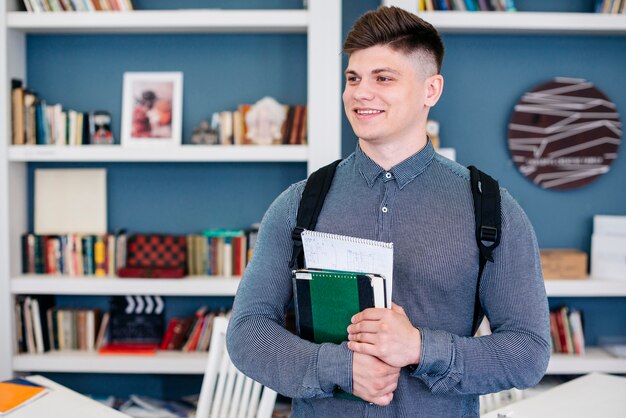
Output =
[{"x1": 355, "y1": 139, "x2": 436, "y2": 190}]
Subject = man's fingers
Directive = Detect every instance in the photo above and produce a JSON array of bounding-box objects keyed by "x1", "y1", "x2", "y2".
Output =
[
  {"x1": 347, "y1": 341, "x2": 377, "y2": 356},
  {"x1": 348, "y1": 332, "x2": 377, "y2": 345},
  {"x1": 391, "y1": 303, "x2": 406, "y2": 315},
  {"x1": 351, "y1": 308, "x2": 387, "y2": 323},
  {"x1": 371, "y1": 392, "x2": 394, "y2": 407},
  {"x1": 347, "y1": 320, "x2": 380, "y2": 335}
]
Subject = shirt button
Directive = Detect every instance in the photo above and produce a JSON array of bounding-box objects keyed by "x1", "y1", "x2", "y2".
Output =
[
  {"x1": 382, "y1": 206, "x2": 388, "y2": 213},
  {"x1": 385, "y1": 172, "x2": 392, "y2": 179}
]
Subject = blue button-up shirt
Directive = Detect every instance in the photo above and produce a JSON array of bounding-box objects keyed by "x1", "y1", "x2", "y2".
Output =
[{"x1": 227, "y1": 141, "x2": 550, "y2": 417}]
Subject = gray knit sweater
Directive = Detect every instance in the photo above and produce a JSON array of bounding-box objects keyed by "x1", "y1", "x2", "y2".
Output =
[{"x1": 227, "y1": 141, "x2": 550, "y2": 417}]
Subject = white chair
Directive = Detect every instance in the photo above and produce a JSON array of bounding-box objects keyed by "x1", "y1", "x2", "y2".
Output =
[{"x1": 196, "y1": 316, "x2": 278, "y2": 418}]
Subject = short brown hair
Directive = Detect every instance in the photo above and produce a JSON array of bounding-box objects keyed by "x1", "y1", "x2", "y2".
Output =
[{"x1": 343, "y1": 6, "x2": 445, "y2": 74}]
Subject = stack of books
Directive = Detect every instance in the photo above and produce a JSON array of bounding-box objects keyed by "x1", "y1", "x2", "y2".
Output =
[{"x1": 549, "y1": 306, "x2": 586, "y2": 355}]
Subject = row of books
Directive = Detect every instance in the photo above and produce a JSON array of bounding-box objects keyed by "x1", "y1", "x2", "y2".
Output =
[
  {"x1": 418, "y1": 0, "x2": 516, "y2": 12},
  {"x1": 206, "y1": 104, "x2": 308, "y2": 146},
  {"x1": 549, "y1": 306, "x2": 586, "y2": 355},
  {"x1": 597, "y1": 0, "x2": 626, "y2": 14},
  {"x1": 21, "y1": 234, "x2": 122, "y2": 276},
  {"x1": 419, "y1": 0, "x2": 626, "y2": 13},
  {"x1": 21, "y1": 228, "x2": 260, "y2": 277},
  {"x1": 21, "y1": 0, "x2": 134, "y2": 12},
  {"x1": 16, "y1": 294, "x2": 230, "y2": 355},
  {"x1": 15, "y1": 295, "x2": 107, "y2": 354},
  {"x1": 11, "y1": 80, "x2": 114, "y2": 146},
  {"x1": 160, "y1": 307, "x2": 229, "y2": 352},
  {"x1": 187, "y1": 231, "x2": 249, "y2": 277}
]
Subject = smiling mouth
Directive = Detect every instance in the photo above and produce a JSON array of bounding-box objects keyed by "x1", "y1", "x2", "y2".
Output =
[{"x1": 355, "y1": 109, "x2": 384, "y2": 116}]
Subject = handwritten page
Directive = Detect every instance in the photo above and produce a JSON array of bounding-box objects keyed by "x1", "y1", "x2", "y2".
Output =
[{"x1": 301, "y1": 230, "x2": 393, "y2": 307}]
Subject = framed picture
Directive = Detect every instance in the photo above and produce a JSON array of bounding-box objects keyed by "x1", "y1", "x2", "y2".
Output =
[{"x1": 121, "y1": 72, "x2": 183, "y2": 147}]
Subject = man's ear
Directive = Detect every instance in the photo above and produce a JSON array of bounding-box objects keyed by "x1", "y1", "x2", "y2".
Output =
[{"x1": 424, "y1": 74, "x2": 444, "y2": 107}]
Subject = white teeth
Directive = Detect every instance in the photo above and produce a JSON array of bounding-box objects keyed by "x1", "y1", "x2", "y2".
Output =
[{"x1": 356, "y1": 109, "x2": 382, "y2": 115}]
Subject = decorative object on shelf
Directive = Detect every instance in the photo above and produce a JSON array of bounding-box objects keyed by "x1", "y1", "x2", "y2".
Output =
[
  {"x1": 245, "y1": 96, "x2": 287, "y2": 145},
  {"x1": 34, "y1": 168, "x2": 107, "y2": 235},
  {"x1": 101, "y1": 295, "x2": 165, "y2": 355},
  {"x1": 89, "y1": 111, "x2": 114, "y2": 145},
  {"x1": 207, "y1": 100, "x2": 306, "y2": 146},
  {"x1": 508, "y1": 77, "x2": 621, "y2": 190},
  {"x1": 121, "y1": 72, "x2": 183, "y2": 148},
  {"x1": 540, "y1": 249, "x2": 588, "y2": 280},
  {"x1": 190, "y1": 120, "x2": 218, "y2": 145},
  {"x1": 117, "y1": 234, "x2": 187, "y2": 278}
]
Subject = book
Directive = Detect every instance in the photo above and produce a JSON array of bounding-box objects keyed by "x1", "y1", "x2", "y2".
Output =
[
  {"x1": 11, "y1": 79, "x2": 25, "y2": 145},
  {"x1": 300, "y1": 229, "x2": 394, "y2": 307},
  {"x1": 292, "y1": 269, "x2": 387, "y2": 345},
  {"x1": 0, "y1": 378, "x2": 48, "y2": 415}
]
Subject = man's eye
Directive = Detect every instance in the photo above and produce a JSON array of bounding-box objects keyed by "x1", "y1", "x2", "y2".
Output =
[
  {"x1": 347, "y1": 76, "x2": 360, "y2": 83},
  {"x1": 377, "y1": 76, "x2": 391, "y2": 82}
]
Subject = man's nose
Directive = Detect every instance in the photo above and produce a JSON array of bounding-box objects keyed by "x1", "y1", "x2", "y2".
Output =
[{"x1": 352, "y1": 80, "x2": 375, "y2": 101}]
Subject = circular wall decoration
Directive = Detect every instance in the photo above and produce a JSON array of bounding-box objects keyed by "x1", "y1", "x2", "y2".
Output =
[{"x1": 508, "y1": 77, "x2": 621, "y2": 190}]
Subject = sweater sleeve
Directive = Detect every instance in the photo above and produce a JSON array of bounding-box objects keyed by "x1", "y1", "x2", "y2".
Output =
[
  {"x1": 410, "y1": 189, "x2": 551, "y2": 394},
  {"x1": 226, "y1": 183, "x2": 353, "y2": 398}
]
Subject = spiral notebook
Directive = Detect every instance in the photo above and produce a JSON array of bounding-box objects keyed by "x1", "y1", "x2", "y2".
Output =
[{"x1": 301, "y1": 230, "x2": 393, "y2": 307}]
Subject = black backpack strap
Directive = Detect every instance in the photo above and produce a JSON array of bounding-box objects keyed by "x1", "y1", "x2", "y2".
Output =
[
  {"x1": 290, "y1": 159, "x2": 342, "y2": 269},
  {"x1": 468, "y1": 166, "x2": 501, "y2": 335}
]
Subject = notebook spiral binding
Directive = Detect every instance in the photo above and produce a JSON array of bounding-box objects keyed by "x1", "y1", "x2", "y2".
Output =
[{"x1": 302, "y1": 230, "x2": 393, "y2": 249}]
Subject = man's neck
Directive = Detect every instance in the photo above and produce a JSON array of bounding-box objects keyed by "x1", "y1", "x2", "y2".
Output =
[{"x1": 358, "y1": 133, "x2": 428, "y2": 171}]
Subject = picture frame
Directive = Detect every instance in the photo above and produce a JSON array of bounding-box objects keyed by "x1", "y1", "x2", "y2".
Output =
[{"x1": 121, "y1": 72, "x2": 183, "y2": 147}]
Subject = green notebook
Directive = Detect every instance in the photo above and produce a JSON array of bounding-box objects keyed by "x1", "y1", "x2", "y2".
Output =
[{"x1": 292, "y1": 268, "x2": 387, "y2": 402}]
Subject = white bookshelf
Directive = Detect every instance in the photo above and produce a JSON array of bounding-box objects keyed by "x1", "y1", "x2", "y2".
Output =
[
  {"x1": 0, "y1": 0, "x2": 342, "y2": 380},
  {"x1": 6, "y1": 9, "x2": 309, "y2": 34},
  {"x1": 8, "y1": 144, "x2": 308, "y2": 162},
  {"x1": 405, "y1": 12, "x2": 626, "y2": 35},
  {"x1": 547, "y1": 347, "x2": 626, "y2": 374},
  {"x1": 10, "y1": 276, "x2": 241, "y2": 296},
  {"x1": 383, "y1": 1, "x2": 626, "y2": 35},
  {"x1": 545, "y1": 279, "x2": 626, "y2": 297},
  {"x1": 13, "y1": 350, "x2": 209, "y2": 374}
]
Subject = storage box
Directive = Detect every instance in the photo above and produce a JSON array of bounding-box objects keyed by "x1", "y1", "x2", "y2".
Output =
[
  {"x1": 540, "y1": 249, "x2": 588, "y2": 280},
  {"x1": 594, "y1": 215, "x2": 626, "y2": 236},
  {"x1": 591, "y1": 234, "x2": 626, "y2": 280}
]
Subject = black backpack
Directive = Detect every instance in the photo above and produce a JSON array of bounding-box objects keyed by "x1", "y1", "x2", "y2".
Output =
[{"x1": 290, "y1": 159, "x2": 501, "y2": 335}]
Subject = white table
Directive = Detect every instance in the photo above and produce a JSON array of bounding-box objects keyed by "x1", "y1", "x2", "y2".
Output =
[
  {"x1": 8, "y1": 375, "x2": 129, "y2": 418},
  {"x1": 482, "y1": 372, "x2": 626, "y2": 418}
]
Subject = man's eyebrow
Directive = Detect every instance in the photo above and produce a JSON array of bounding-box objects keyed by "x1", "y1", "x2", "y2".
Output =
[
  {"x1": 372, "y1": 67, "x2": 400, "y2": 75},
  {"x1": 344, "y1": 67, "x2": 400, "y2": 76}
]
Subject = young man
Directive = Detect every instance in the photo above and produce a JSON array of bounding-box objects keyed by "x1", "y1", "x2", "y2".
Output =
[{"x1": 227, "y1": 6, "x2": 550, "y2": 417}]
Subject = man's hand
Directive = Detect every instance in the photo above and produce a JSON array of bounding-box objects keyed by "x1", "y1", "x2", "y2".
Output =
[
  {"x1": 347, "y1": 303, "x2": 421, "y2": 368},
  {"x1": 352, "y1": 351, "x2": 400, "y2": 406}
]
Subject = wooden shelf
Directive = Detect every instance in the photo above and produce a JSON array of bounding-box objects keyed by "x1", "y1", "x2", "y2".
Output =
[
  {"x1": 544, "y1": 279, "x2": 626, "y2": 297},
  {"x1": 6, "y1": 9, "x2": 308, "y2": 33},
  {"x1": 10, "y1": 275, "x2": 241, "y2": 296},
  {"x1": 13, "y1": 350, "x2": 208, "y2": 374},
  {"x1": 8, "y1": 145, "x2": 308, "y2": 162},
  {"x1": 546, "y1": 347, "x2": 626, "y2": 374}
]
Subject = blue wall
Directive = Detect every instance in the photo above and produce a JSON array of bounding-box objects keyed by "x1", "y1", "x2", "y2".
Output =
[{"x1": 23, "y1": 0, "x2": 626, "y2": 399}]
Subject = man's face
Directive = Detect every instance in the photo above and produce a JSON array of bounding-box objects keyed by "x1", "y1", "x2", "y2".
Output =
[{"x1": 343, "y1": 45, "x2": 433, "y2": 147}]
